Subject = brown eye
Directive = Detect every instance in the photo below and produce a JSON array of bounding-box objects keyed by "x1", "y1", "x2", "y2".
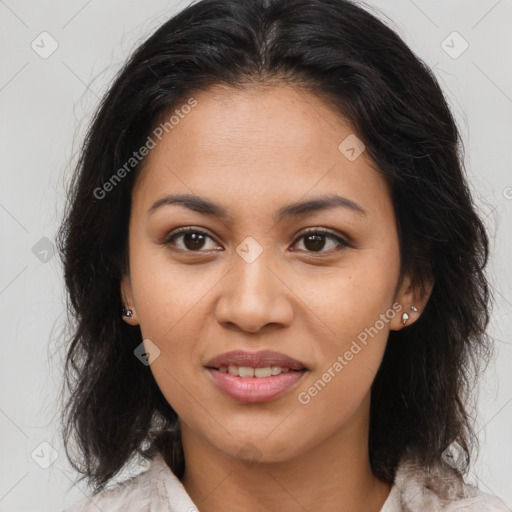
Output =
[
  {"x1": 163, "y1": 228, "x2": 219, "y2": 252},
  {"x1": 162, "y1": 227, "x2": 350, "y2": 255},
  {"x1": 292, "y1": 229, "x2": 350, "y2": 254},
  {"x1": 180, "y1": 232, "x2": 208, "y2": 250}
]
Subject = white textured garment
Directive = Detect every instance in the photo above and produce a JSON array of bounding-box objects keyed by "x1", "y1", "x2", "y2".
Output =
[{"x1": 62, "y1": 452, "x2": 510, "y2": 511}]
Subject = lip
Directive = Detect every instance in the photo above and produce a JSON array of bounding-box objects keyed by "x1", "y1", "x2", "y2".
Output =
[
  {"x1": 206, "y1": 368, "x2": 307, "y2": 404},
  {"x1": 205, "y1": 350, "x2": 307, "y2": 370},
  {"x1": 204, "y1": 350, "x2": 308, "y2": 404}
]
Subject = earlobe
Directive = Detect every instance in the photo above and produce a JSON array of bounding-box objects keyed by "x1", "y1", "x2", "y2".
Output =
[{"x1": 120, "y1": 275, "x2": 139, "y2": 325}]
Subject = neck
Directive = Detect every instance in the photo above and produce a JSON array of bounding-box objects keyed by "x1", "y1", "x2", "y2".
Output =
[{"x1": 180, "y1": 393, "x2": 392, "y2": 512}]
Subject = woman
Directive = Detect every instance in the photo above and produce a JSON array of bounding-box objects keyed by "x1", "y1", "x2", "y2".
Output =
[{"x1": 58, "y1": 0, "x2": 509, "y2": 510}]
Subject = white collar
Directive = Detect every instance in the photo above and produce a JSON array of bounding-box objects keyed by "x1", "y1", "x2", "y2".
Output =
[{"x1": 78, "y1": 451, "x2": 508, "y2": 511}]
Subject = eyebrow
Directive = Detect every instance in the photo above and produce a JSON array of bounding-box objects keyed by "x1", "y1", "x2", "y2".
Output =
[{"x1": 147, "y1": 193, "x2": 367, "y2": 221}]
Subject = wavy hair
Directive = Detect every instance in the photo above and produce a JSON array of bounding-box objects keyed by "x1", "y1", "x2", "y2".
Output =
[{"x1": 56, "y1": 0, "x2": 493, "y2": 493}]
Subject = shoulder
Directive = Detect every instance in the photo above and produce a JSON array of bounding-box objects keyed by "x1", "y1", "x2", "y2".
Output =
[
  {"x1": 389, "y1": 453, "x2": 510, "y2": 512},
  {"x1": 61, "y1": 455, "x2": 166, "y2": 512}
]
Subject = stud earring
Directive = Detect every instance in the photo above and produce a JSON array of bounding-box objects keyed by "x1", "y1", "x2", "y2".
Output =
[
  {"x1": 401, "y1": 305, "x2": 418, "y2": 325},
  {"x1": 122, "y1": 307, "x2": 133, "y2": 318}
]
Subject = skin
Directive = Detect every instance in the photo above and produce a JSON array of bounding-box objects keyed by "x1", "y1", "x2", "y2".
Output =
[{"x1": 121, "y1": 82, "x2": 432, "y2": 512}]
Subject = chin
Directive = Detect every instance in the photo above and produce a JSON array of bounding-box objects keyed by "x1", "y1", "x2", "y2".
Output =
[{"x1": 214, "y1": 433, "x2": 303, "y2": 466}]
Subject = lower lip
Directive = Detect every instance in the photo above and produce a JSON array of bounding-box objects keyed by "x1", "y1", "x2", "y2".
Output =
[{"x1": 206, "y1": 368, "x2": 307, "y2": 404}]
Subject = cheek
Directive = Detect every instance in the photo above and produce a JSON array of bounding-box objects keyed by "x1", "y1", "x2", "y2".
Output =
[
  {"x1": 140, "y1": 320, "x2": 207, "y2": 421},
  {"x1": 128, "y1": 239, "x2": 214, "y2": 337},
  {"x1": 299, "y1": 251, "x2": 399, "y2": 344},
  {"x1": 292, "y1": 246, "x2": 399, "y2": 404},
  {"x1": 294, "y1": 306, "x2": 391, "y2": 436}
]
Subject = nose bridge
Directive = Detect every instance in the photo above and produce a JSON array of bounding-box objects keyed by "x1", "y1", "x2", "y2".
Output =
[
  {"x1": 215, "y1": 236, "x2": 293, "y2": 332},
  {"x1": 232, "y1": 235, "x2": 278, "y2": 300},
  {"x1": 236, "y1": 239, "x2": 272, "y2": 288}
]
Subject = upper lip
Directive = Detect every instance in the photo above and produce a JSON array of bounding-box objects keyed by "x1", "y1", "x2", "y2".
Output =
[{"x1": 205, "y1": 350, "x2": 307, "y2": 370}]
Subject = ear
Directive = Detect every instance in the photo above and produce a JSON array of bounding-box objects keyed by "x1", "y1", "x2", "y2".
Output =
[
  {"x1": 120, "y1": 273, "x2": 139, "y2": 326},
  {"x1": 390, "y1": 273, "x2": 434, "y2": 331}
]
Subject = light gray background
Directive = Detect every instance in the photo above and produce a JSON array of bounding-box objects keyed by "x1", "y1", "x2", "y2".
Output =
[{"x1": 0, "y1": 1, "x2": 511, "y2": 510}]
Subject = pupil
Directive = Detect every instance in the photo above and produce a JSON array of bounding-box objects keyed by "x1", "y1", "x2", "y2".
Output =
[
  {"x1": 305, "y1": 234, "x2": 325, "y2": 251},
  {"x1": 184, "y1": 233, "x2": 205, "y2": 250}
]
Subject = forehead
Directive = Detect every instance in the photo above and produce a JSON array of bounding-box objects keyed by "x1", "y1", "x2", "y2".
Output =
[{"x1": 132, "y1": 83, "x2": 391, "y2": 220}]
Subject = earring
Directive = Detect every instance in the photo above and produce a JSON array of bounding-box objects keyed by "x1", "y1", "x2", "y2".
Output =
[
  {"x1": 122, "y1": 307, "x2": 133, "y2": 318},
  {"x1": 401, "y1": 305, "x2": 418, "y2": 325}
]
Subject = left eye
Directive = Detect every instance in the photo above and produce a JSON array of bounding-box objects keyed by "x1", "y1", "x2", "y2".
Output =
[
  {"x1": 163, "y1": 228, "x2": 349, "y2": 254},
  {"x1": 291, "y1": 230, "x2": 349, "y2": 253}
]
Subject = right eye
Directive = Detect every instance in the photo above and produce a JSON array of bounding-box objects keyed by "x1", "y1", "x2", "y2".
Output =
[{"x1": 162, "y1": 227, "x2": 222, "y2": 252}]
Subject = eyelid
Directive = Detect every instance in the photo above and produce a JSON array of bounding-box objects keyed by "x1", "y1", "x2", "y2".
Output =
[{"x1": 296, "y1": 226, "x2": 349, "y2": 241}]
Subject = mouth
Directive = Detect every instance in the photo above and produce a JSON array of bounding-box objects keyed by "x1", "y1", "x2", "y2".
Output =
[
  {"x1": 212, "y1": 365, "x2": 304, "y2": 377},
  {"x1": 204, "y1": 350, "x2": 308, "y2": 404},
  {"x1": 205, "y1": 349, "x2": 308, "y2": 372}
]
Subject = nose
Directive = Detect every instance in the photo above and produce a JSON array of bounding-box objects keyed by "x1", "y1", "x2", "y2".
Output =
[{"x1": 214, "y1": 248, "x2": 294, "y2": 334}]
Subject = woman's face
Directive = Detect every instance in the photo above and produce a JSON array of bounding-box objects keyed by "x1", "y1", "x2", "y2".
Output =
[{"x1": 121, "y1": 83, "x2": 415, "y2": 464}]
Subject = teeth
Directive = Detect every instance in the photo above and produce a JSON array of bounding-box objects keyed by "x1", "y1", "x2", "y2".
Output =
[
  {"x1": 254, "y1": 367, "x2": 272, "y2": 378},
  {"x1": 238, "y1": 366, "x2": 255, "y2": 378},
  {"x1": 227, "y1": 365, "x2": 239, "y2": 376},
  {"x1": 219, "y1": 365, "x2": 292, "y2": 377}
]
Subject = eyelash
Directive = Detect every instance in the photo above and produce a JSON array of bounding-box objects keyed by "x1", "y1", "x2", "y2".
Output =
[{"x1": 162, "y1": 226, "x2": 351, "y2": 255}]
